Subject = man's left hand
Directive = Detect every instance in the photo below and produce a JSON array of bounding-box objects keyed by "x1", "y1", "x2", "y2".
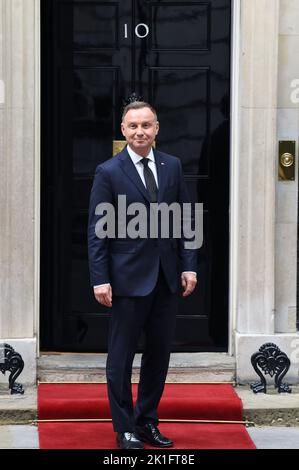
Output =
[{"x1": 181, "y1": 272, "x2": 197, "y2": 297}]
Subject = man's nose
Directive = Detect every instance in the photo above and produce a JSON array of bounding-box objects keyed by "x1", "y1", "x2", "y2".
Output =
[{"x1": 136, "y1": 127, "x2": 144, "y2": 135}]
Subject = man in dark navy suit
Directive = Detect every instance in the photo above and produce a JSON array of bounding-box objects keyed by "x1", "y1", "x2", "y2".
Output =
[{"x1": 88, "y1": 102, "x2": 197, "y2": 449}]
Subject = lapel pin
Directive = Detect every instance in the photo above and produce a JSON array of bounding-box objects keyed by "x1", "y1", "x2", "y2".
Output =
[{"x1": 161, "y1": 162, "x2": 165, "y2": 165}]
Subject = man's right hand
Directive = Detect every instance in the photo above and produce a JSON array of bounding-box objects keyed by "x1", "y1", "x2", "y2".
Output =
[{"x1": 94, "y1": 284, "x2": 113, "y2": 308}]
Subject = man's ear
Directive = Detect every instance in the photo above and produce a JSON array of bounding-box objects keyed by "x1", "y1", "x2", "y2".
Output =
[
  {"x1": 155, "y1": 121, "x2": 160, "y2": 135},
  {"x1": 121, "y1": 122, "x2": 126, "y2": 136}
]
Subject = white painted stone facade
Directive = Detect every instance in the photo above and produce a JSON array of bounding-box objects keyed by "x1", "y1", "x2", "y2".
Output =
[
  {"x1": 0, "y1": 0, "x2": 39, "y2": 385},
  {"x1": 0, "y1": 0, "x2": 298, "y2": 386}
]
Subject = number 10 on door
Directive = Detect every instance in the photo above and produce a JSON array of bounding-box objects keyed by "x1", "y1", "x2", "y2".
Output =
[{"x1": 124, "y1": 23, "x2": 150, "y2": 39}]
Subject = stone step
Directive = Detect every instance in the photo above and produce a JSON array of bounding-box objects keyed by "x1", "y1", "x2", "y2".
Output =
[
  {"x1": 37, "y1": 352, "x2": 236, "y2": 384},
  {"x1": 1, "y1": 384, "x2": 299, "y2": 427},
  {"x1": 239, "y1": 386, "x2": 299, "y2": 427},
  {"x1": 2, "y1": 353, "x2": 298, "y2": 427},
  {"x1": 35, "y1": 353, "x2": 299, "y2": 428},
  {"x1": 0, "y1": 384, "x2": 37, "y2": 424}
]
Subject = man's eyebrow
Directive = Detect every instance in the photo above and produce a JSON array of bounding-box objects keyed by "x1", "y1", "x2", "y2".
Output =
[{"x1": 127, "y1": 120, "x2": 154, "y2": 125}]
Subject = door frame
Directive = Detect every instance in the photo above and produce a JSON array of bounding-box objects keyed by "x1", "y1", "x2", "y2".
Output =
[
  {"x1": 36, "y1": 0, "x2": 241, "y2": 356},
  {"x1": 229, "y1": 0, "x2": 241, "y2": 356}
]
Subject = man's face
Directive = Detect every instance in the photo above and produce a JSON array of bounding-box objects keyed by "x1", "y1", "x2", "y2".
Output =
[{"x1": 121, "y1": 107, "x2": 159, "y2": 156}]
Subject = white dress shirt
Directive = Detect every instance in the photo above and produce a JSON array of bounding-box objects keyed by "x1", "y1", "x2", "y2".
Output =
[
  {"x1": 126, "y1": 144, "x2": 159, "y2": 188},
  {"x1": 93, "y1": 145, "x2": 196, "y2": 288}
]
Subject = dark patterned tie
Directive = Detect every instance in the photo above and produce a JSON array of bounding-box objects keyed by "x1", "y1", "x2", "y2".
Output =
[{"x1": 141, "y1": 158, "x2": 158, "y2": 202}]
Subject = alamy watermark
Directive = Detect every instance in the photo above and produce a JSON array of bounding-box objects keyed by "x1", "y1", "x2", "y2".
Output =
[
  {"x1": 290, "y1": 78, "x2": 299, "y2": 104},
  {"x1": 94, "y1": 195, "x2": 203, "y2": 249}
]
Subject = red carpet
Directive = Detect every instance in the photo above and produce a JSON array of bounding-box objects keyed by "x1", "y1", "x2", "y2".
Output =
[{"x1": 38, "y1": 383, "x2": 256, "y2": 449}]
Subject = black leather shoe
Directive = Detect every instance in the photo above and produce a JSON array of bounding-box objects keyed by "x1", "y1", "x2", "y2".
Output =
[
  {"x1": 135, "y1": 423, "x2": 173, "y2": 448},
  {"x1": 116, "y1": 432, "x2": 144, "y2": 449}
]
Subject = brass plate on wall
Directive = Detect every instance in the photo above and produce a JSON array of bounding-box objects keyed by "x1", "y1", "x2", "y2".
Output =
[
  {"x1": 279, "y1": 141, "x2": 296, "y2": 181},
  {"x1": 113, "y1": 140, "x2": 127, "y2": 156}
]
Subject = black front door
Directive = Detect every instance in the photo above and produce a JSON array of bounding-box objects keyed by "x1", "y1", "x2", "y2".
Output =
[{"x1": 41, "y1": 0, "x2": 231, "y2": 352}]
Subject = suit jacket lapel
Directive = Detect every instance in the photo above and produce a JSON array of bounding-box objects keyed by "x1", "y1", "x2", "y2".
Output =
[{"x1": 119, "y1": 147, "x2": 151, "y2": 203}]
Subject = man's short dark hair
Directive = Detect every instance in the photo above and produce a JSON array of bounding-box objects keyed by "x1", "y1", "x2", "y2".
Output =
[{"x1": 122, "y1": 101, "x2": 158, "y2": 121}]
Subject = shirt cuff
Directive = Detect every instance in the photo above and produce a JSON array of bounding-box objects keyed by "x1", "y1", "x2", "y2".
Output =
[
  {"x1": 93, "y1": 283, "x2": 110, "y2": 289},
  {"x1": 181, "y1": 271, "x2": 197, "y2": 276}
]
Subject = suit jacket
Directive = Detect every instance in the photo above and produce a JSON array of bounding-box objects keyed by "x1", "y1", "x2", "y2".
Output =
[{"x1": 88, "y1": 146, "x2": 197, "y2": 296}]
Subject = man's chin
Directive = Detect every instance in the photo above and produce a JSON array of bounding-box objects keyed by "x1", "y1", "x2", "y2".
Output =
[{"x1": 131, "y1": 142, "x2": 152, "y2": 151}]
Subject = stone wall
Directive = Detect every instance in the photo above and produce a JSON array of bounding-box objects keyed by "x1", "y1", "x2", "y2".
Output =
[
  {"x1": 0, "y1": 0, "x2": 39, "y2": 385},
  {"x1": 276, "y1": 0, "x2": 299, "y2": 333},
  {"x1": 234, "y1": 0, "x2": 299, "y2": 384}
]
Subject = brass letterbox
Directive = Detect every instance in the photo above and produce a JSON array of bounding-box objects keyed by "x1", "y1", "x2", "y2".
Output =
[{"x1": 278, "y1": 141, "x2": 296, "y2": 181}]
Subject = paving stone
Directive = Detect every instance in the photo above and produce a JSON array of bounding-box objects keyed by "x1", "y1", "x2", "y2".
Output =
[
  {"x1": 247, "y1": 427, "x2": 299, "y2": 449},
  {"x1": 0, "y1": 425, "x2": 39, "y2": 449}
]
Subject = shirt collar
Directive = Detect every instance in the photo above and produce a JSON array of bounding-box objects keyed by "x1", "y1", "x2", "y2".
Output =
[{"x1": 127, "y1": 145, "x2": 155, "y2": 165}]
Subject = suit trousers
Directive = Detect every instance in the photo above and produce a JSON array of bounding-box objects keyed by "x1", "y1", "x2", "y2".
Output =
[{"x1": 106, "y1": 264, "x2": 178, "y2": 433}]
